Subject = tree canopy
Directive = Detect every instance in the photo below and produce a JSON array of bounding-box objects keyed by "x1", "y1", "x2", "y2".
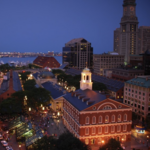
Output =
[
  {"x1": 33, "y1": 133, "x2": 91, "y2": 150},
  {"x1": 99, "y1": 138, "x2": 123, "y2": 150}
]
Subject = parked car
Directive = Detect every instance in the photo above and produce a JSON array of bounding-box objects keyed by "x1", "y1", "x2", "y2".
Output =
[
  {"x1": 1, "y1": 140, "x2": 8, "y2": 146},
  {"x1": 6, "y1": 146, "x2": 13, "y2": 150},
  {"x1": 0, "y1": 134, "x2": 3, "y2": 140}
]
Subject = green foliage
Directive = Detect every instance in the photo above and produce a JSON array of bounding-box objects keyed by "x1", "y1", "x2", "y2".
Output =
[
  {"x1": 28, "y1": 64, "x2": 41, "y2": 69},
  {"x1": 20, "y1": 71, "x2": 31, "y2": 82},
  {"x1": 93, "y1": 82, "x2": 107, "y2": 91},
  {"x1": 99, "y1": 138, "x2": 123, "y2": 150},
  {"x1": 0, "y1": 63, "x2": 13, "y2": 73},
  {"x1": 23, "y1": 79, "x2": 36, "y2": 91},
  {"x1": 33, "y1": 133, "x2": 91, "y2": 150},
  {"x1": 0, "y1": 97, "x2": 23, "y2": 114},
  {"x1": 52, "y1": 69, "x2": 65, "y2": 76},
  {"x1": 26, "y1": 88, "x2": 52, "y2": 109}
]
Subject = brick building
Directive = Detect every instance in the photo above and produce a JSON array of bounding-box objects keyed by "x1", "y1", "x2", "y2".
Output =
[
  {"x1": 63, "y1": 67, "x2": 132, "y2": 146},
  {"x1": 33, "y1": 56, "x2": 60, "y2": 68},
  {"x1": 112, "y1": 68, "x2": 144, "y2": 82},
  {"x1": 0, "y1": 70, "x2": 22, "y2": 102}
]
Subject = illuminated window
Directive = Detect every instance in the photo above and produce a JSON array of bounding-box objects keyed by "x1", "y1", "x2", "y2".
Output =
[
  {"x1": 118, "y1": 114, "x2": 121, "y2": 122},
  {"x1": 105, "y1": 115, "x2": 109, "y2": 123},
  {"x1": 85, "y1": 139, "x2": 89, "y2": 145}
]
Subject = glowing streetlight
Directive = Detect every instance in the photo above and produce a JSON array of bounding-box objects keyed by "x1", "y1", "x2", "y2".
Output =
[
  {"x1": 102, "y1": 140, "x2": 104, "y2": 144},
  {"x1": 29, "y1": 107, "x2": 31, "y2": 111},
  {"x1": 57, "y1": 112, "x2": 60, "y2": 116},
  {"x1": 42, "y1": 107, "x2": 45, "y2": 110},
  {"x1": 41, "y1": 104, "x2": 43, "y2": 107}
]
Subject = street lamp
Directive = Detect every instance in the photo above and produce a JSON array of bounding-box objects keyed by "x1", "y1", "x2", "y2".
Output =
[
  {"x1": 19, "y1": 144, "x2": 21, "y2": 150},
  {"x1": 29, "y1": 107, "x2": 31, "y2": 111},
  {"x1": 42, "y1": 107, "x2": 45, "y2": 110}
]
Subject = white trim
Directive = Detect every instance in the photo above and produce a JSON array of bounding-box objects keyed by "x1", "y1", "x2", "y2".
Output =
[
  {"x1": 97, "y1": 102, "x2": 117, "y2": 110},
  {"x1": 79, "y1": 132, "x2": 131, "y2": 139},
  {"x1": 80, "y1": 121, "x2": 132, "y2": 128},
  {"x1": 80, "y1": 108, "x2": 132, "y2": 114},
  {"x1": 92, "y1": 116, "x2": 96, "y2": 124}
]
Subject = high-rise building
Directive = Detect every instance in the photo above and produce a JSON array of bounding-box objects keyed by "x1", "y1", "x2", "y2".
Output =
[
  {"x1": 114, "y1": 28, "x2": 120, "y2": 53},
  {"x1": 114, "y1": 0, "x2": 150, "y2": 64},
  {"x1": 62, "y1": 38, "x2": 93, "y2": 70},
  {"x1": 120, "y1": 0, "x2": 139, "y2": 64},
  {"x1": 138, "y1": 26, "x2": 150, "y2": 54},
  {"x1": 93, "y1": 53, "x2": 124, "y2": 76}
]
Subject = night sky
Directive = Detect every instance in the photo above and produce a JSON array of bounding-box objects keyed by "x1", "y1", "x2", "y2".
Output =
[{"x1": 0, "y1": 0, "x2": 150, "y2": 54}]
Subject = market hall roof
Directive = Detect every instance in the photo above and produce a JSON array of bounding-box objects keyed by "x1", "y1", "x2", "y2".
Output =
[
  {"x1": 41, "y1": 81, "x2": 66, "y2": 100},
  {"x1": 65, "y1": 68, "x2": 124, "y2": 92},
  {"x1": 0, "y1": 71, "x2": 22, "y2": 95},
  {"x1": 33, "y1": 56, "x2": 60, "y2": 68},
  {"x1": 63, "y1": 89, "x2": 107, "y2": 111}
]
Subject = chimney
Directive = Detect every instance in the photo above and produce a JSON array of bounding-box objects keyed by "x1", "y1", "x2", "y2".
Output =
[
  {"x1": 82, "y1": 98, "x2": 90, "y2": 102},
  {"x1": 106, "y1": 95, "x2": 110, "y2": 98},
  {"x1": 86, "y1": 100, "x2": 93, "y2": 105},
  {"x1": 71, "y1": 92, "x2": 75, "y2": 97}
]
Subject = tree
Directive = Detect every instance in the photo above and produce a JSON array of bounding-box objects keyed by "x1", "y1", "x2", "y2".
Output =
[
  {"x1": 26, "y1": 88, "x2": 52, "y2": 110},
  {"x1": 56, "y1": 132, "x2": 91, "y2": 150},
  {"x1": 33, "y1": 133, "x2": 91, "y2": 150},
  {"x1": 99, "y1": 138, "x2": 123, "y2": 150},
  {"x1": 93, "y1": 82, "x2": 107, "y2": 91},
  {"x1": 33, "y1": 136, "x2": 57, "y2": 150},
  {"x1": 20, "y1": 71, "x2": 31, "y2": 82},
  {"x1": 0, "y1": 97, "x2": 23, "y2": 115},
  {"x1": 23, "y1": 79, "x2": 36, "y2": 91}
]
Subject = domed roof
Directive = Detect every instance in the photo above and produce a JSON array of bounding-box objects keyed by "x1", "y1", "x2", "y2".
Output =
[
  {"x1": 39, "y1": 71, "x2": 54, "y2": 79},
  {"x1": 82, "y1": 67, "x2": 90, "y2": 72}
]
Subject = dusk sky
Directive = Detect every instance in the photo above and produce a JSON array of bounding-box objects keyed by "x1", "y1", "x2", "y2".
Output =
[{"x1": 0, "y1": 0, "x2": 150, "y2": 54}]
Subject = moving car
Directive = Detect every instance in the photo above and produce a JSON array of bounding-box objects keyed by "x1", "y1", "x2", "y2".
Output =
[{"x1": 1, "y1": 140, "x2": 8, "y2": 146}]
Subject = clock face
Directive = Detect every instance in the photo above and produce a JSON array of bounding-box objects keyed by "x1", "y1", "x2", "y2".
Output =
[
  {"x1": 124, "y1": 7, "x2": 127, "y2": 11},
  {"x1": 130, "y1": 7, "x2": 134, "y2": 11}
]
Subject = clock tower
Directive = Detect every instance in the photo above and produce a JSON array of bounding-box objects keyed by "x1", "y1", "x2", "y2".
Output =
[
  {"x1": 80, "y1": 66, "x2": 93, "y2": 90},
  {"x1": 119, "y1": 0, "x2": 139, "y2": 64}
]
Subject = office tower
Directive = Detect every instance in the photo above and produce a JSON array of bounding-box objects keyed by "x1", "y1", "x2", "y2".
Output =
[
  {"x1": 114, "y1": 28, "x2": 120, "y2": 53},
  {"x1": 120, "y1": 0, "x2": 139, "y2": 64},
  {"x1": 62, "y1": 38, "x2": 93, "y2": 70}
]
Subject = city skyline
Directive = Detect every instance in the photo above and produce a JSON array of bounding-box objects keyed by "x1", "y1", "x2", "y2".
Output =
[{"x1": 0, "y1": 0, "x2": 150, "y2": 53}]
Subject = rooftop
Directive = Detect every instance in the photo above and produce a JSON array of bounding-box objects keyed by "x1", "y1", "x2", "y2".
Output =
[
  {"x1": 65, "y1": 68, "x2": 124, "y2": 92},
  {"x1": 66, "y1": 38, "x2": 90, "y2": 45},
  {"x1": 0, "y1": 71, "x2": 22, "y2": 95},
  {"x1": 41, "y1": 81, "x2": 66, "y2": 100},
  {"x1": 126, "y1": 76, "x2": 150, "y2": 88},
  {"x1": 63, "y1": 89, "x2": 107, "y2": 111}
]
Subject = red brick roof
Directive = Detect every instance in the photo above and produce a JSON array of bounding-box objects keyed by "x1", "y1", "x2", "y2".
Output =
[{"x1": 33, "y1": 56, "x2": 60, "y2": 68}]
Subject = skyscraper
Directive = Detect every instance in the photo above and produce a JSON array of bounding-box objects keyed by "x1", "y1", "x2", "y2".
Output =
[
  {"x1": 114, "y1": 0, "x2": 150, "y2": 64},
  {"x1": 62, "y1": 38, "x2": 93, "y2": 70},
  {"x1": 120, "y1": 0, "x2": 139, "y2": 64}
]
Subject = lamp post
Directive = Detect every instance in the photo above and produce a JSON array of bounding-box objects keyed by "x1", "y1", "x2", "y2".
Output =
[{"x1": 147, "y1": 135, "x2": 149, "y2": 147}]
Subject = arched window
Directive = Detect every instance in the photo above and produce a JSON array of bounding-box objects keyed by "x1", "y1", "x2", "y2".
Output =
[
  {"x1": 85, "y1": 116, "x2": 89, "y2": 124},
  {"x1": 118, "y1": 114, "x2": 121, "y2": 122},
  {"x1": 103, "y1": 105, "x2": 112, "y2": 110},
  {"x1": 123, "y1": 125, "x2": 127, "y2": 131},
  {"x1": 85, "y1": 128, "x2": 89, "y2": 135},
  {"x1": 105, "y1": 126, "x2": 108, "y2": 133},
  {"x1": 105, "y1": 115, "x2": 109, "y2": 123},
  {"x1": 124, "y1": 114, "x2": 127, "y2": 121},
  {"x1": 117, "y1": 125, "x2": 121, "y2": 132},
  {"x1": 92, "y1": 116, "x2": 96, "y2": 124},
  {"x1": 99, "y1": 116, "x2": 102, "y2": 123},
  {"x1": 111, "y1": 126, "x2": 115, "y2": 132},
  {"x1": 98, "y1": 127, "x2": 102, "y2": 134},
  {"x1": 92, "y1": 127, "x2": 96, "y2": 134},
  {"x1": 112, "y1": 115, "x2": 115, "y2": 122},
  {"x1": 86, "y1": 75, "x2": 89, "y2": 80}
]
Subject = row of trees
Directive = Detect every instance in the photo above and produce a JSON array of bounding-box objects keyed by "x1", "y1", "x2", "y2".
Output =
[
  {"x1": 33, "y1": 132, "x2": 123, "y2": 150},
  {"x1": 0, "y1": 72, "x2": 52, "y2": 116}
]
